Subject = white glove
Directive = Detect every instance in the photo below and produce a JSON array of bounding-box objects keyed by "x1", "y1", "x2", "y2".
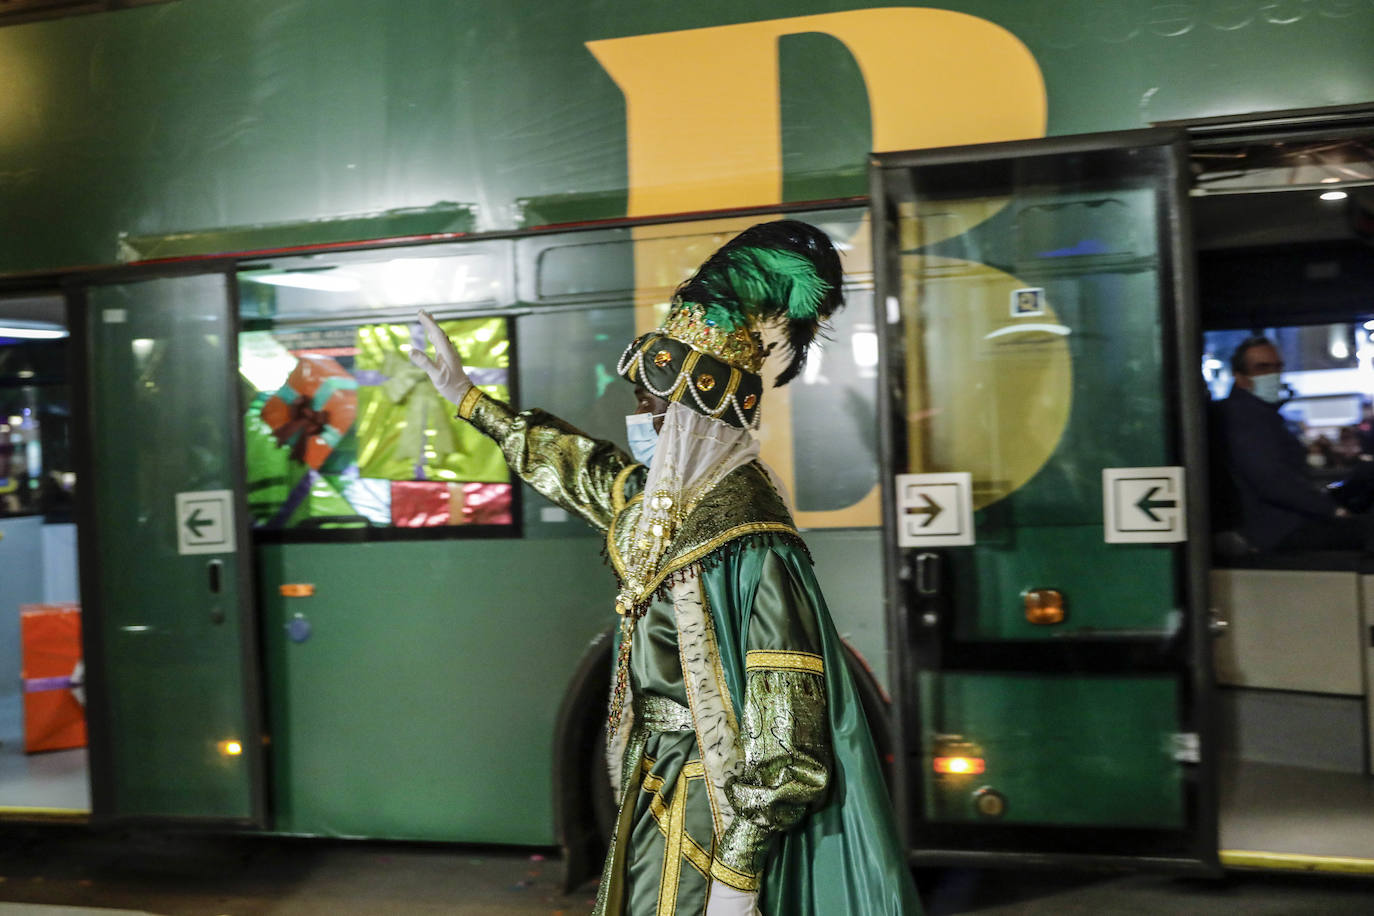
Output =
[
  {"x1": 705, "y1": 880, "x2": 758, "y2": 916},
  {"x1": 408, "y1": 309, "x2": 474, "y2": 405}
]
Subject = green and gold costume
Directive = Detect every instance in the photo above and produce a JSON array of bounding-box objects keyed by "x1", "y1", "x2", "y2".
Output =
[{"x1": 463, "y1": 392, "x2": 921, "y2": 915}]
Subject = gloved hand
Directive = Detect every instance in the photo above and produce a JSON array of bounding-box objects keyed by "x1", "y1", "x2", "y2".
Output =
[
  {"x1": 705, "y1": 881, "x2": 758, "y2": 916},
  {"x1": 408, "y1": 309, "x2": 474, "y2": 406}
]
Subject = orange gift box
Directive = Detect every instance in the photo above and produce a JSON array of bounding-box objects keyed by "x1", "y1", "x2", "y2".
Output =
[{"x1": 20, "y1": 603, "x2": 86, "y2": 753}]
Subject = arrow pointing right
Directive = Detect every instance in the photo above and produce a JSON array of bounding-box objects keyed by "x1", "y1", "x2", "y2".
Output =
[
  {"x1": 906, "y1": 492, "x2": 944, "y2": 528},
  {"x1": 185, "y1": 507, "x2": 214, "y2": 539},
  {"x1": 1135, "y1": 485, "x2": 1177, "y2": 523}
]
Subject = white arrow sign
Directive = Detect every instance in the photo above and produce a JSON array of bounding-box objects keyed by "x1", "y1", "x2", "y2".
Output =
[
  {"x1": 894, "y1": 472, "x2": 974, "y2": 547},
  {"x1": 175, "y1": 490, "x2": 235, "y2": 555},
  {"x1": 1103, "y1": 467, "x2": 1186, "y2": 544}
]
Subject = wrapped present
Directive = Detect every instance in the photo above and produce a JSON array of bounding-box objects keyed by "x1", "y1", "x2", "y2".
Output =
[
  {"x1": 260, "y1": 355, "x2": 359, "y2": 470},
  {"x1": 21, "y1": 603, "x2": 86, "y2": 754},
  {"x1": 390, "y1": 480, "x2": 513, "y2": 527},
  {"x1": 354, "y1": 319, "x2": 510, "y2": 483},
  {"x1": 458, "y1": 482, "x2": 514, "y2": 525}
]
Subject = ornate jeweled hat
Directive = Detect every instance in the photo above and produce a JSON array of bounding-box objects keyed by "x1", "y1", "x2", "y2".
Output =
[{"x1": 616, "y1": 219, "x2": 845, "y2": 428}]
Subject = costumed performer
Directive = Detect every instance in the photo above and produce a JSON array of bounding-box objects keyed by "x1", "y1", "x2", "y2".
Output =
[{"x1": 409, "y1": 220, "x2": 921, "y2": 915}]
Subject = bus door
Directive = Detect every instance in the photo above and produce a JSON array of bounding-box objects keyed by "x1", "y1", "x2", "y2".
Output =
[
  {"x1": 871, "y1": 129, "x2": 1215, "y2": 869},
  {"x1": 70, "y1": 267, "x2": 266, "y2": 826}
]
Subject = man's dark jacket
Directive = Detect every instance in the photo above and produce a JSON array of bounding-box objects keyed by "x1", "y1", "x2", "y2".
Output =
[{"x1": 1215, "y1": 385, "x2": 1336, "y2": 550}]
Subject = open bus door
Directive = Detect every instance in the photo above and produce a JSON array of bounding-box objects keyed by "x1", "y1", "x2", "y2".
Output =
[
  {"x1": 871, "y1": 129, "x2": 1216, "y2": 870},
  {"x1": 70, "y1": 267, "x2": 267, "y2": 826}
]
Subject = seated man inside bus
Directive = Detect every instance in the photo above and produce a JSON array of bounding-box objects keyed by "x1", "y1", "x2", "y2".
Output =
[{"x1": 1214, "y1": 335, "x2": 1371, "y2": 553}]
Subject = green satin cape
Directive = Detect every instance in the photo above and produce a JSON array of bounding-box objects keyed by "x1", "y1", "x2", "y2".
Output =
[{"x1": 701, "y1": 541, "x2": 923, "y2": 915}]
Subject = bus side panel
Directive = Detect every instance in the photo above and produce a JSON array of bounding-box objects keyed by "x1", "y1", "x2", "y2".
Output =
[
  {"x1": 920, "y1": 671, "x2": 1183, "y2": 828},
  {"x1": 258, "y1": 537, "x2": 614, "y2": 843}
]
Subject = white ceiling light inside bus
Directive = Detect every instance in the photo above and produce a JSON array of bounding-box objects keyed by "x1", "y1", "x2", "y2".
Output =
[
  {"x1": 1321, "y1": 190, "x2": 1349, "y2": 201},
  {"x1": 243, "y1": 269, "x2": 361, "y2": 293},
  {"x1": 983, "y1": 323, "x2": 1071, "y2": 341},
  {"x1": 0, "y1": 321, "x2": 66, "y2": 339},
  {"x1": 851, "y1": 326, "x2": 878, "y2": 371}
]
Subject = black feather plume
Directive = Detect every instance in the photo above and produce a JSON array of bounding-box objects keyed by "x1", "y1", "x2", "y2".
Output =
[{"x1": 675, "y1": 219, "x2": 845, "y2": 386}]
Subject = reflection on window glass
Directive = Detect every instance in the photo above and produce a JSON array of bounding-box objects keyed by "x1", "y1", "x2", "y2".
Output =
[
  {"x1": 239, "y1": 251, "x2": 507, "y2": 320},
  {"x1": 239, "y1": 317, "x2": 512, "y2": 531}
]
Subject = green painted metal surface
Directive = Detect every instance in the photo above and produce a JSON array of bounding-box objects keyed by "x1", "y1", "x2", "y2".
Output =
[
  {"x1": 804, "y1": 528, "x2": 889, "y2": 693},
  {"x1": 255, "y1": 529, "x2": 883, "y2": 842},
  {"x1": 0, "y1": 1, "x2": 1371, "y2": 272},
  {"x1": 86, "y1": 276, "x2": 258, "y2": 819},
  {"x1": 919, "y1": 671, "x2": 1183, "y2": 827},
  {"x1": 959, "y1": 528, "x2": 1177, "y2": 638},
  {"x1": 257, "y1": 536, "x2": 614, "y2": 843}
]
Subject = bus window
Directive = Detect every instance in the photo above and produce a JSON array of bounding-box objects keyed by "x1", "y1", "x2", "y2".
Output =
[{"x1": 237, "y1": 245, "x2": 517, "y2": 536}]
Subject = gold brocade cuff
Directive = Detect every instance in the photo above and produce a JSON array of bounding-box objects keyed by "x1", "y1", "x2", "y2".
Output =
[
  {"x1": 745, "y1": 649, "x2": 824, "y2": 676},
  {"x1": 455, "y1": 386, "x2": 484, "y2": 420},
  {"x1": 709, "y1": 846, "x2": 763, "y2": 892},
  {"x1": 463, "y1": 391, "x2": 517, "y2": 442}
]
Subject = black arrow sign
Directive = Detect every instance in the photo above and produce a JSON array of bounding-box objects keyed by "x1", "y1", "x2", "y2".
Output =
[
  {"x1": 185, "y1": 507, "x2": 215, "y2": 539},
  {"x1": 1134, "y1": 486, "x2": 1177, "y2": 523},
  {"x1": 906, "y1": 492, "x2": 944, "y2": 528}
]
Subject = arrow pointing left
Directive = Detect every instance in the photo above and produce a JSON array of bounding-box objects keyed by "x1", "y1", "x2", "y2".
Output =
[
  {"x1": 185, "y1": 507, "x2": 214, "y2": 539},
  {"x1": 1134, "y1": 485, "x2": 1177, "y2": 523}
]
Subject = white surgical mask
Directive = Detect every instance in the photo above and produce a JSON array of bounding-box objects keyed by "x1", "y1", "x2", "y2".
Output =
[
  {"x1": 1250, "y1": 372, "x2": 1283, "y2": 404},
  {"x1": 625, "y1": 412, "x2": 664, "y2": 465}
]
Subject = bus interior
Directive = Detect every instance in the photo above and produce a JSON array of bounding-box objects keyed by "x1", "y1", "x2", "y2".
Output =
[
  {"x1": 0, "y1": 291, "x2": 86, "y2": 816},
  {"x1": 1195, "y1": 126, "x2": 1374, "y2": 865}
]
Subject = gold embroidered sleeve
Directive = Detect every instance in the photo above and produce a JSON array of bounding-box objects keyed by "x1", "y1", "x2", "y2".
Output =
[
  {"x1": 715, "y1": 662, "x2": 830, "y2": 884},
  {"x1": 461, "y1": 391, "x2": 641, "y2": 532}
]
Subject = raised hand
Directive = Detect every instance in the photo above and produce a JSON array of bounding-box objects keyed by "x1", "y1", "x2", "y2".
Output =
[{"x1": 408, "y1": 309, "x2": 474, "y2": 406}]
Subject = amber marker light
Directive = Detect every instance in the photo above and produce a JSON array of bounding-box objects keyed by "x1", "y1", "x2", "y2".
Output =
[
  {"x1": 218, "y1": 740, "x2": 244, "y2": 756},
  {"x1": 1023, "y1": 588, "x2": 1065, "y2": 625},
  {"x1": 932, "y1": 756, "x2": 986, "y2": 775}
]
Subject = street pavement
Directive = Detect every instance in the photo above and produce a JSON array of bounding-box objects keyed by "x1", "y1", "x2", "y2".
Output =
[{"x1": 0, "y1": 828, "x2": 1372, "y2": 914}]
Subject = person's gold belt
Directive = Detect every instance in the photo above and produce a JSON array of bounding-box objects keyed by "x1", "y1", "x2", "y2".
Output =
[{"x1": 635, "y1": 694, "x2": 695, "y2": 733}]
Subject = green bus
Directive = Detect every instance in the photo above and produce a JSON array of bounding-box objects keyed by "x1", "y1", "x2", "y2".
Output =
[{"x1": 1, "y1": 0, "x2": 1373, "y2": 887}]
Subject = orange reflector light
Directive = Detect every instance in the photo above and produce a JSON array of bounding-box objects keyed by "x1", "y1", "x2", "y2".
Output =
[
  {"x1": 933, "y1": 755, "x2": 986, "y2": 775},
  {"x1": 219, "y1": 740, "x2": 243, "y2": 757},
  {"x1": 280, "y1": 584, "x2": 316, "y2": 598},
  {"x1": 1024, "y1": 588, "x2": 1065, "y2": 625}
]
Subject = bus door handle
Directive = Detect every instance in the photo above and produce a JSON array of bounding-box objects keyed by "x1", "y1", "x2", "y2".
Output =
[
  {"x1": 914, "y1": 552, "x2": 941, "y2": 597},
  {"x1": 207, "y1": 559, "x2": 223, "y2": 595}
]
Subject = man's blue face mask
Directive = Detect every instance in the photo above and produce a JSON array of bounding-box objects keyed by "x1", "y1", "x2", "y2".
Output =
[
  {"x1": 1250, "y1": 372, "x2": 1283, "y2": 404},
  {"x1": 625, "y1": 412, "x2": 664, "y2": 465}
]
